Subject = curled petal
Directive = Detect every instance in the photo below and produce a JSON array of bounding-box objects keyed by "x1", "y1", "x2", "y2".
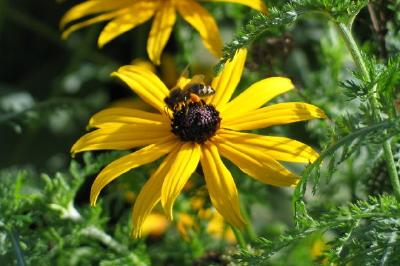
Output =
[
  {"x1": 147, "y1": 1, "x2": 176, "y2": 65},
  {"x1": 112, "y1": 65, "x2": 170, "y2": 113},
  {"x1": 201, "y1": 142, "x2": 246, "y2": 228},
  {"x1": 222, "y1": 102, "x2": 326, "y2": 130},
  {"x1": 161, "y1": 142, "x2": 201, "y2": 219},
  {"x1": 216, "y1": 130, "x2": 319, "y2": 163},
  {"x1": 90, "y1": 139, "x2": 178, "y2": 205},
  {"x1": 215, "y1": 141, "x2": 299, "y2": 187},
  {"x1": 88, "y1": 107, "x2": 168, "y2": 128},
  {"x1": 208, "y1": 49, "x2": 247, "y2": 109},
  {"x1": 220, "y1": 77, "x2": 294, "y2": 118},
  {"x1": 71, "y1": 124, "x2": 174, "y2": 154},
  {"x1": 176, "y1": 0, "x2": 223, "y2": 58},
  {"x1": 132, "y1": 146, "x2": 181, "y2": 238}
]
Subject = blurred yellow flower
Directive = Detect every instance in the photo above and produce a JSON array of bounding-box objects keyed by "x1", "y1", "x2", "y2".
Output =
[
  {"x1": 177, "y1": 208, "x2": 236, "y2": 243},
  {"x1": 141, "y1": 213, "x2": 170, "y2": 237},
  {"x1": 60, "y1": 0, "x2": 267, "y2": 64},
  {"x1": 71, "y1": 48, "x2": 326, "y2": 238},
  {"x1": 206, "y1": 210, "x2": 236, "y2": 244}
]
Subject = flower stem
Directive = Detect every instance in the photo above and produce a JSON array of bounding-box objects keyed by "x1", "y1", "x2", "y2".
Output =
[
  {"x1": 336, "y1": 22, "x2": 400, "y2": 201},
  {"x1": 231, "y1": 226, "x2": 247, "y2": 250},
  {"x1": 7, "y1": 228, "x2": 26, "y2": 266},
  {"x1": 239, "y1": 199, "x2": 257, "y2": 241}
]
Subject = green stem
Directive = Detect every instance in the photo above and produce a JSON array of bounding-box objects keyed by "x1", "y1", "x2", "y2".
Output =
[
  {"x1": 239, "y1": 198, "x2": 257, "y2": 241},
  {"x1": 7, "y1": 228, "x2": 26, "y2": 266},
  {"x1": 231, "y1": 226, "x2": 247, "y2": 250},
  {"x1": 336, "y1": 22, "x2": 400, "y2": 201}
]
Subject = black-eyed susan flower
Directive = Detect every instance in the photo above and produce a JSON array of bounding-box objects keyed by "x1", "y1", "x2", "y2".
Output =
[
  {"x1": 60, "y1": 0, "x2": 266, "y2": 64},
  {"x1": 71, "y1": 49, "x2": 326, "y2": 237}
]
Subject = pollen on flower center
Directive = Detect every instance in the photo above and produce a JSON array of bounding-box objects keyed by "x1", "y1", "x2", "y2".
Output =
[{"x1": 171, "y1": 101, "x2": 221, "y2": 143}]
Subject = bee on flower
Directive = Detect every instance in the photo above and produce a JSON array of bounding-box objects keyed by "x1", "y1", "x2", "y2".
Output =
[
  {"x1": 71, "y1": 49, "x2": 326, "y2": 238},
  {"x1": 60, "y1": 0, "x2": 267, "y2": 64}
]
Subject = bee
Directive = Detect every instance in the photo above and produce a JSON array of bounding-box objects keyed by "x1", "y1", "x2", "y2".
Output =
[{"x1": 164, "y1": 74, "x2": 215, "y2": 111}]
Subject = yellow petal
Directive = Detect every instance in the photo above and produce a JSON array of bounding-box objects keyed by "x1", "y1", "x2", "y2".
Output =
[
  {"x1": 202, "y1": 0, "x2": 267, "y2": 13},
  {"x1": 62, "y1": 9, "x2": 125, "y2": 40},
  {"x1": 131, "y1": 58, "x2": 157, "y2": 73},
  {"x1": 132, "y1": 146, "x2": 180, "y2": 238},
  {"x1": 88, "y1": 107, "x2": 169, "y2": 128},
  {"x1": 112, "y1": 65, "x2": 170, "y2": 113},
  {"x1": 60, "y1": 0, "x2": 132, "y2": 29},
  {"x1": 90, "y1": 139, "x2": 178, "y2": 205},
  {"x1": 216, "y1": 129, "x2": 319, "y2": 163},
  {"x1": 176, "y1": 0, "x2": 223, "y2": 58},
  {"x1": 98, "y1": 2, "x2": 158, "y2": 48},
  {"x1": 220, "y1": 77, "x2": 295, "y2": 118},
  {"x1": 71, "y1": 124, "x2": 175, "y2": 154},
  {"x1": 161, "y1": 142, "x2": 201, "y2": 219},
  {"x1": 147, "y1": 1, "x2": 176, "y2": 65},
  {"x1": 215, "y1": 141, "x2": 299, "y2": 187},
  {"x1": 208, "y1": 49, "x2": 247, "y2": 109},
  {"x1": 222, "y1": 102, "x2": 327, "y2": 131},
  {"x1": 200, "y1": 142, "x2": 246, "y2": 228}
]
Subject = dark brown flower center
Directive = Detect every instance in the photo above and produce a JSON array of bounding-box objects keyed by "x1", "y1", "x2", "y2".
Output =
[{"x1": 171, "y1": 101, "x2": 221, "y2": 143}]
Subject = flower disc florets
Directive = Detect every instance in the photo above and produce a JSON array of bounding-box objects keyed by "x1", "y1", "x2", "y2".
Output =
[{"x1": 171, "y1": 101, "x2": 221, "y2": 143}]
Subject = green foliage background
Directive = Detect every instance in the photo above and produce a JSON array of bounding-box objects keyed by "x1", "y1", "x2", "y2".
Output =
[{"x1": 1, "y1": 0, "x2": 400, "y2": 265}]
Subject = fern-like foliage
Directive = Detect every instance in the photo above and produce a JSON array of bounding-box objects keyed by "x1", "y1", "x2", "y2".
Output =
[
  {"x1": 235, "y1": 195, "x2": 400, "y2": 265},
  {"x1": 292, "y1": 52, "x2": 400, "y2": 214},
  {"x1": 0, "y1": 151, "x2": 148, "y2": 266},
  {"x1": 216, "y1": 0, "x2": 369, "y2": 71}
]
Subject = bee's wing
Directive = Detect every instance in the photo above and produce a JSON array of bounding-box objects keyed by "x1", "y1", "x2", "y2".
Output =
[
  {"x1": 173, "y1": 65, "x2": 191, "y2": 90},
  {"x1": 180, "y1": 65, "x2": 190, "y2": 78},
  {"x1": 189, "y1": 74, "x2": 205, "y2": 85}
]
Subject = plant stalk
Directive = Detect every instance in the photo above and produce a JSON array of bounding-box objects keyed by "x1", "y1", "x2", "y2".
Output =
[
  {"x1": 336, "y1": 22, "x2": 400, "y2": 202},
  {"x1": 231, "y1": 226, "x2": 247, "y2": 250},
  {"x1": 7, "y1": 228, "x2": 26, "y2": 266}
]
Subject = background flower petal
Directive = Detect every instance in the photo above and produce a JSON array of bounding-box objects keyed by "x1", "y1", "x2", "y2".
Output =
[
  {"x1": 90, "y1": 139, "x2": 178, "y2": 205},
  {"x1": 161, "y1": 142, "x2": 201, "y2": 219},
  {"x1": 60, "y1": 0, "x2": 132, "y2": 29},
  {"x1": 98, "y1": 2, "x2": 158, "y2": 48},
  {"x1": 71, "y1": 124, "x2": 174, "y2": 154},
  {"x1": 220, "y1": 77, "x2": 294, "y2": 118},
  {"x1": 176, "y1": 0, "x2": 223, "y2": 58},
  {"x1": 222, "y1": 102, "x2": 326, "y2": 130},
  {"x1": 215, "y1": 141, "x2": 299, "y2": 187},
  {"x1": 216, "y1": 130, "x2": 319, "y2": 163},
  {"x1": 208, "y1": 49, "x2": 247, "y2": 108},
  {"x1": 88, "y1": 107, "x2": 169, "y2": 128},
  {"x1": 112, "y1": 65, "x2": 170, "y2": 113},
  {"x1": 147, "y1": 1, "x2": 176, "y2": 65},
  {"x1": 62, "y1": 9, "x2": 125, "y2": 40},
  {"x1": 202, "y1": 0, "x2": 267, "y2": 13},
  {"x1": 200, "y1": 142, "x2": 246, "y2": 228},
  {"x1": 132, "y1": 146, "x2": 180, "y2": 238}
]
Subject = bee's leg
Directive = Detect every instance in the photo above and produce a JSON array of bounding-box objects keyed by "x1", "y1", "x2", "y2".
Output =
[
  {"x1": 184, "y1": 103, "x2": 190, "y2": 116},
  {"x1": 190, "y1": 93, "x2": 201, "y2": 104},
  {"x1": 164, "y1": 106, "x2": 172, "y2": 119}
]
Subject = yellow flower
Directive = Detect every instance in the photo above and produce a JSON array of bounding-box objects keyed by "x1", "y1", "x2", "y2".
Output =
[
  {"x1": 71, "y1": 49, "x2": 326, "y2": 238},
  {"x1": 60, "y1": 0, "x2": 267, "y2": 64},
  {"x1": 206, "y1": 209, "x2": 236, "y2": 244},
  {"x1": 176, "y1": 209, "x2": 236, "y2": 243},
  {"x1": 141, "y1": 213, "x2": 170, "y2": 237}
]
